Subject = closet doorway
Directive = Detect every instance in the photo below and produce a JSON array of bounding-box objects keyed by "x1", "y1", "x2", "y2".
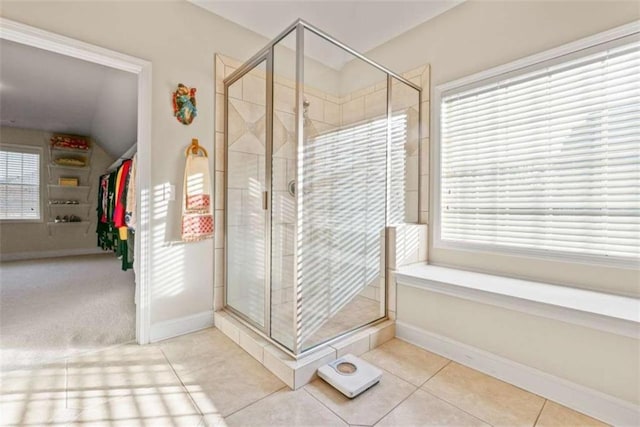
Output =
[{"x1": 0, "y1": 18, "x2": 151, "y2": 370}]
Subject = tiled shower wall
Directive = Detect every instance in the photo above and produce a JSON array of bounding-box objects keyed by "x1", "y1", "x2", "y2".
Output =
[{"x1": 214, "y1": 53, "x2": 430, "y2": 331}]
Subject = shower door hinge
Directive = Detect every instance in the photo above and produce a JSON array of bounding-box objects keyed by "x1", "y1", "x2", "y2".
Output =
[{"x1": 262, "y1": 191, "x2": 268, "y2": 210}]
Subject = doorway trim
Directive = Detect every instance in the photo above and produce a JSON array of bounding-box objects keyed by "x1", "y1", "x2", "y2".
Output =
[{"x1": 0, "y1": 17, "x2": 153, "y2": 344}]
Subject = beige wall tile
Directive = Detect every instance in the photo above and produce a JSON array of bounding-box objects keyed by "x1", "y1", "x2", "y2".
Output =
[
  {"x1": 402, "y1": 66, "x2": 426, "y2": 80},
  {"x1": 420, "y1": 137, "x2": 429, "y2": 174},
  {"x1": 370, "y1": 320, "x2": 396, "y2": 348},
  {"x1": 325, "y1": 93, "x2": 341, "y2": 104},
  {"x1": 220, "y1": 54, "x2": 243, "y2": 69},
  {"x1": 406, "y1": 191, "x2": 419, "y2": 223},
  {"x1": 324, "y1": 100, "x2": 340, "y2": 125},
  {"x1": 388, "y1": 269, "x2": 397, "y2": 313},
  {"x1": 228, "y1": 73, "x2": 243, "y2": 99},
  {"x1": 238, "y1": 327, "x2": 270, "y2": 364},
  {"x1": 214, "y1": 248, "x2": 224, "y2": 286},
  {"x1": 420, "y1": 176, "x2": 429, "y2": 213},
  {"x1": 274, "y1": 83, "x2": 295, "y2": 114},
  {"x1": 421, "y1": 100, "x2": 430, "y2": 136},
  {"x1": 392, "y1": 224, "x2": 428, "y2": 267},
  {"x1": 214, "y1": 209, "x2": 224, "y2": 249},
  {"x1": 214, "y1": 171, "x2": 224, "y2": 207},
  {"x1": 215, "y1": 132, "x2": 224, "y2": 172},
  {"x1": 293, "y1": 346, "x2": 336, "y2": 389},
  {"x1": 420, "y1": 210, "x2": 429, "y2": 224},
  {"x1": 215, "y1": 93, "x2": 224, "y2": 133},
  {"x1": 242, "y1": 73, "x2": 266, "y2": 105},
  {"x1": 214, "y1": 311, "x2": 240, "y2": 343},
  {"x1": 351, "y1": 84, "x2": 375, "y2": 99},
  {"x1": 213, "y1": 286, "x2": 224, "y2": 310},
  {"x1": 342, "y1": 96, "x2": 365, "y2": 125},
  {"x1": 263, "y1": 345, "x2": 295, "y2": 388},
  {"x1": 421, "y1": 65, "x2": 431, "y2": 102},
  {"x1": 365, "y1": 89, "x2": 387, "y2": 119},
  {"x1": 330, "y1": 330, "x2": 371, "y2": 357},
  {"x1": 215, "y1": 55, "x2": 225, "y2": 94},
  {"x1": 305, "y1": 94, "x2": 325, "y2": 122}
]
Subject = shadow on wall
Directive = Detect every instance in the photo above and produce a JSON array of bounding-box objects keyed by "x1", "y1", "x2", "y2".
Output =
[{"x1": 152, "y1": 182, "x2": 185, "y2": 298}]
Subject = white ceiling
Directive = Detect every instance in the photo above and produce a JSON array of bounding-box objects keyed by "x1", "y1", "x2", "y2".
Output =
[
  {"x1": 191, "y1": 0, "x2": 464, "y2": 70},
  {"x1": 0, "y1": 39, "x2": 138, "y2": 158}
]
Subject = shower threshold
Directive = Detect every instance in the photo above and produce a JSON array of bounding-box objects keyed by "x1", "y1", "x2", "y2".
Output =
[{"x1": 214, "y1": 310, "x2": 395, "y2": 389}]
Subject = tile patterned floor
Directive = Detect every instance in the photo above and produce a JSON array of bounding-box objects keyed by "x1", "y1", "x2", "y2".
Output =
[{"x1": 0, "y1": 328, "x2": 608, "y2": 427}]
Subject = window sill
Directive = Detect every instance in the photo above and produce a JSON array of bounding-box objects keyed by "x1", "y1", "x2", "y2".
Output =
[{"x1": 395, "y1": 263, "x2": 640, "y2": 339}]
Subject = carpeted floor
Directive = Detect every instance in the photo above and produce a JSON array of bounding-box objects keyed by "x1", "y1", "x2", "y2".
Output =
[{"x1": 0, "y1": 254, "x2": 135, "y2": 371}]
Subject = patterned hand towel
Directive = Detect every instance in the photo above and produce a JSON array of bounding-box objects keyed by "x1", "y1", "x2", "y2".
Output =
[{"x1": 181, "y1": 152, "x2": 214, "y2": 241}]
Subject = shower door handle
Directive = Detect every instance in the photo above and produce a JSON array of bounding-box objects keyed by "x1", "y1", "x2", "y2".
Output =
[{"x1": 262, "y1": 191, "x2": 268, "y2": 210}]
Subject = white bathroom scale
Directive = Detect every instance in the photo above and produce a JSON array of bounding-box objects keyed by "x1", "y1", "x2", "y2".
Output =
[{"x1": 317, "y1": 354, "x2": 382, "y2": 398}]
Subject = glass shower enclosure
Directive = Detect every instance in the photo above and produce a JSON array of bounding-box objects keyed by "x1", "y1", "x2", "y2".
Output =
[{"x1": 224, "y1": 20, "x2": 421, "y2": 356}]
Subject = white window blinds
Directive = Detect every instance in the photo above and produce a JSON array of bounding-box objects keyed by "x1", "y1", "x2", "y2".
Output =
[
  {"x1": 0, "y1": 147, "x2": 41, "y2": 220},
  {"x1": 439, "y1": 35, "x2": 640, "y2": 262}
]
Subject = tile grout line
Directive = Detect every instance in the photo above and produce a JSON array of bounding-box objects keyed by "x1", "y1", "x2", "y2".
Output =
[
  {"x1": 418, "y1": 359, "x2": 452, "y2": 388},
  {"x1": 364, "y1": 361, "x2": 431, "y2": 426},
  {"x1": 420, "y1": 388, "x2": 496, "y2": 427},
  {"x1": 303, "y1": 360, "x2": 426, "y2": 427},
  {"x1": 533, "y1": 399, "x2": 548, "y2": 427},
  {"x1": 418, "y1": 360, "x2": 497, "y2": 426},
  {"x1": 422, "y1": 360, "x2": 548, "y2": 427},
  {"x1": 223, "y1": 385, "x2": 289, "y2": 419},
  {"x1": 302, "y1": 386, "x2": 354, "y2": 426},
  {"x1": 159, "y1": 346, "x2": 206, "y2": 420}
]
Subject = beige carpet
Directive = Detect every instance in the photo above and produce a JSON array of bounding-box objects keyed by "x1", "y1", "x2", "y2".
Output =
[{"x1": 0, "y1": 254, "x2": 135, "y2": 371}]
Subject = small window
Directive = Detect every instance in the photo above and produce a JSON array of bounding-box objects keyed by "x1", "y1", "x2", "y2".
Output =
[
  {"x1": 435, "y1": 30, "x2": 640, "y2": 264},
  {"x1": 0, "y1": 147, "x2": 41, "y2": 221}
]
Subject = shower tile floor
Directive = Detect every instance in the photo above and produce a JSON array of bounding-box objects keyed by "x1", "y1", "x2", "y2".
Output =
[
  {"x1": 272, "y1": 295, "x2": 382, "y2": 350},
  {"x1": 1, "y1": 327, "x2": 607, "y2": 427}
]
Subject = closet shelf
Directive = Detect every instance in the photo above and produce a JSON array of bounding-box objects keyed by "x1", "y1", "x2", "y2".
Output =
[
  {"x1": 47, "y1": 184, "x2": 91, "y2": 190},
  {"x1": 48, "y1": 163, "x2": 90, "y2": 171},
  {"x1": 46, "y1": 220, "x2": 91, "y2": 236},
  {"x1": 49, "y1": 146, "x2": 92, "y2": 155},
  {"x1": 48, "y1": 202, "x2": 91, "y2": 207},
  {"x1": 47, "y1": 220, "x2": 90, "y2": 225}
]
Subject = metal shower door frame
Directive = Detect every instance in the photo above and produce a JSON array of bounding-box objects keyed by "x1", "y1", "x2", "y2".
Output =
[
  {"x1": 223, "y1": 50, "x2": 274, "y2": 336},
  {"x1": 223, "y1": 19, "x2": 423, "y2": 358}
]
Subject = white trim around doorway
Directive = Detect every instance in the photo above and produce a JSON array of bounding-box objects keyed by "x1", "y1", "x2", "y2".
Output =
[{"x1": 0, "y1": 17, "x2": 153, "y2": 344}]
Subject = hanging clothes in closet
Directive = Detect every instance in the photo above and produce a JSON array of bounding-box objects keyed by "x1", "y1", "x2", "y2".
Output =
[{"x1": 97, "y1": 156, "x2": 136, "y2": 271}]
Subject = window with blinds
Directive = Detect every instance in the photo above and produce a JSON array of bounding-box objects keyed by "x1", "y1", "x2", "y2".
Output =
[
  {"x1": 438, "y1": 33, "x2": 640, "y2": 263},
  {"x1": 0, "y1": 147, "x2": 41, "y2": 220}
]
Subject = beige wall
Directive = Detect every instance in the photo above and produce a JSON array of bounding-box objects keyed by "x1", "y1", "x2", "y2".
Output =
[
  {"x1": 0, "y1": 1, "x2": 268, "y2": 325},
  {"x1": 0, "y1": 127, "x2": 113, "y2": 255},
  {"x1": 352, "y1": 0, "x2": 640, "y2": 295},
  {"x1": 398, "y1": 285, "x2": 640, "y2": 405},
  {"x1": 372, "y1": 0, "x2": 640, "y2": 408}
]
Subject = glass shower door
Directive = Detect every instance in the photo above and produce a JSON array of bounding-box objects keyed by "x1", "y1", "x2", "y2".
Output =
[{"x1": 225, "y1": 60, "x2": 269, "y2": 329}]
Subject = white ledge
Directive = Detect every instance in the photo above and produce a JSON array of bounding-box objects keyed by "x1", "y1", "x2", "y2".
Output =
[{"x1": 395, "y1": 263, "x2": 640, "y2": 339}]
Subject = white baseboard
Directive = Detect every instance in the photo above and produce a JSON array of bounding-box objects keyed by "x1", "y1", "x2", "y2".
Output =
[
  {"x1": 149, "y1": 310, "x2": 214, "y2": 343},
  {"x1": 396, "y1": 321, "x2": 640, "y2": 426},
  {"x1": 0, "y1": 247, "x2": 105, "y2": 262}
]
